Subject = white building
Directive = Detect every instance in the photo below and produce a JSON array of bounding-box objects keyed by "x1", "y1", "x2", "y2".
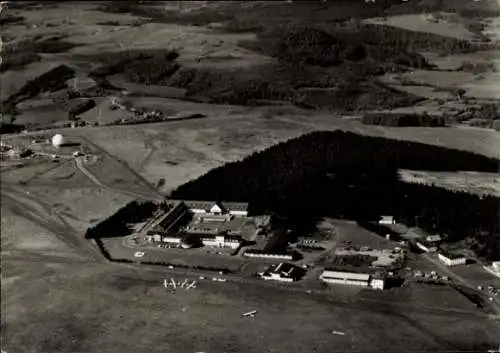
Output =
[
  {"x1": 370, "y1": 278, "x2": 385, "y2": 290},
  {"x1": 438, "y1": 252, "x2": 466, "y2": 266},
  {"x1": 378, "y1": 216, "x2": 395, "y2": 225},
  {"x1": 416, "y1": 241, "x2": 437, "y2": 253},
  {"x1": 201, "y1": 233, "x2": 242, "y2": 249},
  {"x1": 259, "y1": 262, "x2": 302, "y2": 282},
  {"x1": 145, "y1": 234, "x2": 162, "y2": 243},
  {"x1": 243, "y1": 251, "x2": 293, "y2": 261},
  {"x1": 483, "y1": 261, "x2": 500, "y2": 278},
  {"x1": 162, "y1": 236, "x2": 181, "y2": 245},
  {"x1": 180, "y1": 200, "x2": 249, "y2": 217},
  {"x1": 425, "y1": 234, "x2": 442, "y2": 243},
  {"x1": 319, "y1": 270, "x2": 370, "y2": 287}
]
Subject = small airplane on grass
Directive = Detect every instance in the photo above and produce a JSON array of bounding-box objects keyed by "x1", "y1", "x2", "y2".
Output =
[
  {"x1": 242, "y1": 310, "x2": 257, "y2": 318},
  {"x1": 162, "y1": 278, "x2": 197, "y2": 291}
]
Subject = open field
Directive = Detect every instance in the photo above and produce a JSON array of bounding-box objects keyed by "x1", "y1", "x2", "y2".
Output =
[
  {"x1": 360, "y1": 282, "x2": 480, "y2": 312},
  {"x1": 79, "y1": 97, "x2": 137, "y2": 125},
  {"x1": 329, "y1": 220, "x2": 403, "y2": 251},
  {"x1": 380, "y1": 69, "x2": 500, "y2": 100},
  {"x1": 1, "y1": 205, "x2": 77, "y2": 257},
  {"x1": 425, "y1": 49, "x2": 500, "y2": 71},
  {"x1": 107, "y1": 75, "x2": 187, "y2": 99},
  {"x1": 3, "y1": 258, "x2": 500, "y2": 353},
  {"x1": 451, "y1": 263, "x2": 500, "y2": 289},
  {"x1": 363, "y1": 13, "x2": 475, "y2": 40},
  {"x1": 0, "y1": 61, "x2": 68, "y2": 101},
  {"x1": 0, "y1": 159, "x2": 93, "y2": 187},
  {"x1": 2, "y1": 2, "x2": 500, "y2": 353},
  {"x1": 14, "y1": 107, "x2": 498, "y2": 196},
  {"x1": 399, "y1": 169, "x2": 500, "y2": 197},
  {"x1": 22, "y1": 186, "x2": 135, "y2": 232}
]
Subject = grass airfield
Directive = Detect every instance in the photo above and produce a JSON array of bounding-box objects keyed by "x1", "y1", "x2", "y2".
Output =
[
  {"x1": 2, "y1": 259, "x2": 500, "y2": 353},
  {"x1": 2, "y1": 1, "x2": 500, "y2": 352}
]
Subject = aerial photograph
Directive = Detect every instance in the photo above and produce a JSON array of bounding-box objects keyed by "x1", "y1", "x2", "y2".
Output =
[{"x1": 2, "y1": 0, "x2": 500, "y2": 352}]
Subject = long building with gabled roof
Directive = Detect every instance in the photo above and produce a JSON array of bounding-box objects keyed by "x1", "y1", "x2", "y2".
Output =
[{"x1": 169, "y1": 200, "x2": 249, "y2": 217}]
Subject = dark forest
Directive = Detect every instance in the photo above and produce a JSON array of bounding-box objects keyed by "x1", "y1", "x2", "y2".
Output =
[{"x1": 170, "y1": 131, "x2": 500, "y2": 261}]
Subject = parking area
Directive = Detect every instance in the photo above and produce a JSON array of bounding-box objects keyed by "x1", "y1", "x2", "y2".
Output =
[
  {"x1": 334, "y1": 248, "x2": 403, "y2": 268},
  {"x1": 331, "y1": 220, "x2": 401, "y2": 251},
  {"x1": 103, "y1": 237, "x2": 244, "y2": 272}
]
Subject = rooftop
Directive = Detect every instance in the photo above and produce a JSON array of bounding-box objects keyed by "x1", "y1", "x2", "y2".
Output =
[
  {"x1": 426, "y1": 234, "x2": 442, "y2": 242},
  {"x1": 321, "y1": 270, "x2": 371, "y2": 281},
  {"x1": 439, "y1": 251, "x2": 465, "y2": 260},
  {"x1": 171, "y1": 200, "x2": 249, "y2": 212},
  {"x1": 380, "y1": 216, "x2": 394, "y2": 221}
]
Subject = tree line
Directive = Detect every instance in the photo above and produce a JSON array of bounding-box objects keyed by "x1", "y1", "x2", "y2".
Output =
[
  {"x1": 362, "y1": 112, "x2": 447, "y2": 127},
  {"x1": 84, "y1": 200, "x2": 158, "y2": 239},
  {"x1": 170, "y1": 131, "x2": 500, "y2": 261}
]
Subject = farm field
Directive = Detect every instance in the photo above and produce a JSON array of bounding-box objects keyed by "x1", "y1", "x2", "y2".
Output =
[
  {"x1": 424, "y1": 49, "x2": 500, "y2": 71},
  {"x1": 399, "y1": 169, "x2": 500, "y2": 197},
  {"x1": 27, "y1": 109, "x2": 499, "y2": 197},
  {"x1": 107, "y1": 75, "x2": 187, "y2": 99},
  {"x1": 0, "y1": 61, "x2": 68, "y2": 101},
  {"x1": 0, "y1": 205, "x2": 77, "y2": 257},
  {"x1": 363, "y1": 13, "x2": 475, "y2": 40},
  {"x1": 23, "y1": 185, "x2": 135, "y2": 232}
]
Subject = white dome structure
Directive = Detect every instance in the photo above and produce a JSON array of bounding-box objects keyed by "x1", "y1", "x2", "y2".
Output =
[{"x1": 51, "y1": 134, "x2": 65, "y2": 148}]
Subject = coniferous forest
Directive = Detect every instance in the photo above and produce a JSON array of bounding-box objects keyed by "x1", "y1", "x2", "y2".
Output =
[{"x1": 170, "y1": 131, "x2": 500, "y2": 261}]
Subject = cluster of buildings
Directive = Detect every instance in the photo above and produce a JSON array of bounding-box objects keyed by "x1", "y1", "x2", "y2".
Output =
[
  {"x1": 415, "y1": 234, "x2": 442, "y2": 253},
  {"x1": 257, "y1": 264, "x2": 386, "y2": 290},
  {"x1": 0, "y1": 144, "x2": 33, "y2": 160},
  {"x1": 144, "y1": 200, "x2": 250, "y2": 250},
  {"x1": 408, "y1": 230, "x2": 468, "y2": 267},
  {"x1": 140, "y1": 207, "x2": 489, "y2": 291},
  {"x1": 146, "y1": 232, "x2": 243, "y2": 250}
]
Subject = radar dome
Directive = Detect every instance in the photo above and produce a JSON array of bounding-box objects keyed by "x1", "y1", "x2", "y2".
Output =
[{"x1": 51, "y1": 134, "x2": 65, "y2": 148}]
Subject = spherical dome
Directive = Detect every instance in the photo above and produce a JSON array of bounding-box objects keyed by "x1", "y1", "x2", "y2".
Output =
[{"x1": 51, "y1": 134, "x2": 64, "y2": 148}]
